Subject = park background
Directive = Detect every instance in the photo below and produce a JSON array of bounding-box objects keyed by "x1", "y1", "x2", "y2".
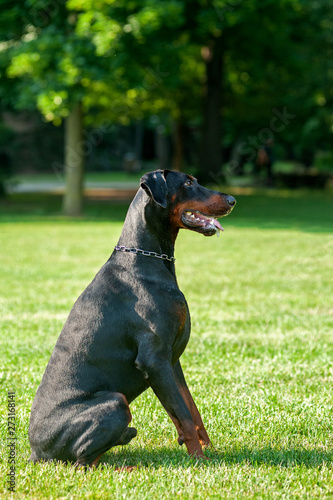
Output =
[{"x1": 0, "y1": 1, "x2": 333, "y2": 499}]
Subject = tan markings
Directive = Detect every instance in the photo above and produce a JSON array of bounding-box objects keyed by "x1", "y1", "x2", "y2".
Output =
[
  {"x1": 114, "y1": 465, "x2": 137, "y2": 472},
  {"x1": 175, "y1": 303, "x2": 187, "y2": 333},
  {"x1": 169, "y1": 195, "x2": 230, "y2": 229},
  {"x1": 90, "y1": 454, "x2": 102, "y2": 467}
]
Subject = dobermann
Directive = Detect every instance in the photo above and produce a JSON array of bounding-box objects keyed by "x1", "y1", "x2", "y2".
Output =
[{"x1": 29, "y1": 169, "x2": 236, "y2": 466}]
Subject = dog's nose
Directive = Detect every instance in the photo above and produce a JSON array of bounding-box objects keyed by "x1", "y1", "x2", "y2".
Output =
[{"x1": 226, "y1": 195, "x2": 236, "y2": 207}]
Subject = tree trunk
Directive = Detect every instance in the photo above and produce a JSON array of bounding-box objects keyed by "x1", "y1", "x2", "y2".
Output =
[
  {"x1": 155, "y1": 125, "x2": 170, "y2": 170},
  {"x1": 134, "y1": 120, "x2": 144, "y2": 163},
  {"x1": 199, "y1": 36, "x2": 224, "y2": 184},
  {"x1": 62, "y1": 102, "x2": 84, "y2": 216},
  {"x1": 172, "y1": 120, "x2": 185, "y2": 171}
]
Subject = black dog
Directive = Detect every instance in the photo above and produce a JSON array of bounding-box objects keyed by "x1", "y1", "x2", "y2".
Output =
[{"x1": 29, "y1": 170, "x2": 236, "y2": 466}]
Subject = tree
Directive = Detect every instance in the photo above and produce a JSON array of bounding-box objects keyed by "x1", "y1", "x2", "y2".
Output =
[
  {"x1": 0, "y1": 2, "x2": 92, "y2": 214},
  {"x1": 0, "y1": 1, "x2": 149, "y2": 214},
  {"x1": 80, "y1": 0, "x2": 332, "y2": 181},
  {"x1": 0, "y1": 1, "x2": 190, "y2": 212},
  {"x1": 1, "y1": 0, "x2": 332, "y2": 198}
]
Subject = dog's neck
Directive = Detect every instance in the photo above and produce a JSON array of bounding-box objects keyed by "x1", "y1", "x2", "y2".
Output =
[{"x1": 116, "y1": 189, "x2": 177, "y2": 271}]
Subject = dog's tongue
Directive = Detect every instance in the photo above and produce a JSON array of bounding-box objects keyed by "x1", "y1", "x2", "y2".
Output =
[
  {"x1": 212, "y1": 218, "x2": 224, "y2": 232},
  {"x1": 210, "y1": 217, "x2": 224, "y2": 237}
]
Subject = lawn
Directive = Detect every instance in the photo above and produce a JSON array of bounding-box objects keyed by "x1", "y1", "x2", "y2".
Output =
[{"x1": 0, "y1": 188, "x2": 333, "y2": 499}]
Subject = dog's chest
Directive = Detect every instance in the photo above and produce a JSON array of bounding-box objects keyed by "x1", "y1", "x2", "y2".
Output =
[{"x1": 132, "y1": 275, "x2": 190, "y2": 355}]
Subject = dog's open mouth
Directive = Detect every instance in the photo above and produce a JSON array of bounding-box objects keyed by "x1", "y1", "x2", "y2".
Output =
[{"x1": 181, "y1": 210, "x2": 225, "y2": 237}]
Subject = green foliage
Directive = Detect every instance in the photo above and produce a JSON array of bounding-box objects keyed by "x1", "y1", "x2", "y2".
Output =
[
  {"x1": 0, "y1": 0, "x2": 332, "y2": 159},
  {"x1": 0, "y1": 0, "x2": 190, "y2": 125}
]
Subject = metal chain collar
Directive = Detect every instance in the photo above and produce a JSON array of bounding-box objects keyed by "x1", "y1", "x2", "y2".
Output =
[{"x1": 114, "y1": 245, "x2": 175, "y2": 262}]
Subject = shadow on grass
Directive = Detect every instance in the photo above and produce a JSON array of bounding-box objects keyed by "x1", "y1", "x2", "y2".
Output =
[
  {"x1": 216, "y1": 446, "x2": 333, "y2": 468},
  {"x1": 229, "y1": 191, "x2": 333, "y2": 233},
  {"x1": 1, "y1": 189, "x2": 333, "y2": 233},
  {"x1": 0, "y1": 193, "x2": 129, "y2": 223},
  {"x1": 100, "y1": 445, "x2": 333, "y2": 469}
]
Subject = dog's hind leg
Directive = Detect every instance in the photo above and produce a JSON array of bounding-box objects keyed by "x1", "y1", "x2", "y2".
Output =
[{"x1": 69, "y1": 391, "x2": 136, "y2": 466}]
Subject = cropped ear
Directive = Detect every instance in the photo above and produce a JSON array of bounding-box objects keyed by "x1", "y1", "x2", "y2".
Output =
[{"x1": 140, "y1": 170, "x2": 168, "y2": 208}]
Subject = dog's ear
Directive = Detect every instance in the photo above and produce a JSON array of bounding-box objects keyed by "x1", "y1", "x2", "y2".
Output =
[{"x1": 140, "y1": 170, "x2": 168, "y2": 208}]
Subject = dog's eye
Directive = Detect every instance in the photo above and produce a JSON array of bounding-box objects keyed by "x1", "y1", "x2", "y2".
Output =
[{"x1": 184, "y1": 180, "x2": 192, "y2": 187}]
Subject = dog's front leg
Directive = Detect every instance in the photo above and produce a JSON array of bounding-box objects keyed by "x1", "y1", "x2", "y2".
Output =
[
  {"x1": 166, "y1": 364, "x2": 212, "y2": 449},
  {"x1": 173, "y1": 360, "x2": 212, "y2": 448},
  {"x1": 135, "y1": 352, "x2": 205, "y2": 458}
]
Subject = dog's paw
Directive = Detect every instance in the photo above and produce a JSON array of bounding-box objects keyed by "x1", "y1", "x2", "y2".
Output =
[
  {"x1": 115, "y1": 427, "x2": 137, "y2": 446},
  {"x1": 177, "y1": 436, "x2": 185, "y2": 446}
]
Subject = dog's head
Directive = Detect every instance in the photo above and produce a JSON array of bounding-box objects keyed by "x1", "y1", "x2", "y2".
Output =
[{"x1": 140, "y1": 170, "x2": 236, "y2": 237}]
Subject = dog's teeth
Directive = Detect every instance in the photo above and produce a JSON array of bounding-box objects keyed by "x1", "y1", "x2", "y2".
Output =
[
  {"x1": 216, "y1": 229, "x2": 220, "y2": 237},
  {"x1": 190, "y1": 214, "x2": 195, "y2": 218}
]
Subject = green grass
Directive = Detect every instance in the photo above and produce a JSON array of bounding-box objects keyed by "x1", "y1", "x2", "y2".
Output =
[{"x1": 1, "y1": 189, "x2": 333, "y2": 499}]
